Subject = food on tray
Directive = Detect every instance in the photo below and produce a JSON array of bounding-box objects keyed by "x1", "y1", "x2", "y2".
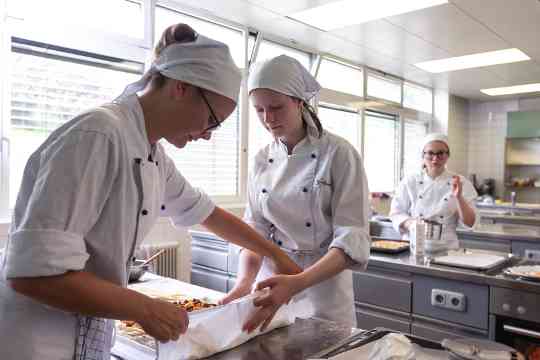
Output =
[
  {"x1": 117, "y1": 295, "x2": 217, "y2": 348},
  {"x1": 372, "y1": 240, "x2": 408, "y2": 250},
  {"x1": 505, "y1": 265, "x2": 540, "y2": 280}
]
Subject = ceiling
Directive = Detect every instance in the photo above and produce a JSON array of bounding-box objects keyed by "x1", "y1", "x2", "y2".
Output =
[{"x1": 168, "y1": 0, "x2": 540, "y2": 101}]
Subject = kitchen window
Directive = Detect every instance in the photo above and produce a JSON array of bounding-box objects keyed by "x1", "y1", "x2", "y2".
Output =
[
  {"x1": 363, "y1": 110, "x2": 399, "y2": 193},
  {"x1": 7, "y1": 0, "x2": 144, "y2": 40},
  {"x1": 155, "y1": 6, "x2": 245, "y2": 199},
  {"x1": 367, "y1": 72, "x2": 401, "y2": 104},
  {"x1": 402, "y1": 119, "x2": 428, "y2": 178},
  {"x1": 318, "y1": 104, "x2": 360, "y2": 150},
  {"x1": 404, "y1": 82, "x2": 433, "y2": 114},
  {"x1": 317, "y1": 58, "x2": 364, "y2": 97},
  {"x1": 4, "y1": 40, "x2": 141, "y2": 212},
  {"x1": 254, "y1": 39, "x2": 311, "y2": 69}
]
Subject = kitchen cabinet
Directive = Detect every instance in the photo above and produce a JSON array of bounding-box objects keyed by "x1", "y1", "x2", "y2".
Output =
[
  {"x1": 353, "y1": 269, "x2": 412, "y2": 312},
  {"x1": 503, "y1": 137, "x2": 540, "y2": 204},
  {"x1": 190, "y1": 231, "x2": 238, "y2": 293},
  {"x1": 457, "y1": 232, "x2": 511, "y2": 253},
  {"x1": 356, "y1": 302, "x2": 411, "y2": 333},
  {"x1": 355, "y1": 264, "x2": 490, "y2": 341},
  {"x1": 512, "y1": 240, "x2": 540, "y2": 258},
  {"x1": 507, "y1": 111, "x2": 540, "y2": 138},
  {"x1": 412, "y1": 275, "x2": 489, "y2": 330},
  {"x1": 411, "y1": 315, "x2": 488, "y2": 342}
]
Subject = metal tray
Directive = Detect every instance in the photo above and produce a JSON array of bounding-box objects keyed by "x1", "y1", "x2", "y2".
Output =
[
  {"x1": 431, "y1": 251, "x2": 510, "y2": 271},
  {"x1": 503, "y1": 264, "x2": 540, "y2": 282},
  {"x1": 310, "y1": 328, "x2": 442, "y2": 359},
  {"x1": 370, "y1": 239, "x2": 410, "y2": 254}
]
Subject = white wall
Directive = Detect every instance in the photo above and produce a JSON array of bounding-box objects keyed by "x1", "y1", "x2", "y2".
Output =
[{"x1": 467, "y1": 96, "x2": 540, "y2": 203}]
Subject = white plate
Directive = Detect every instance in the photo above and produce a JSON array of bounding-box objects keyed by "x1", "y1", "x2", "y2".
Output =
[{"x1": 504, "y1": 265, "x2": 540, "y2": 280}]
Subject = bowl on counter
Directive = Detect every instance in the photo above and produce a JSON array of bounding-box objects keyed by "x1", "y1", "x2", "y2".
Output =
[{"x1": 129, "y1": 259, "x2": 151, "y2": 282}]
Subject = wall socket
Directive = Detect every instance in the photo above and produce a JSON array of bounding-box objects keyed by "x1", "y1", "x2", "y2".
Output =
[
  {"x1": 431, "y1": 289, "x2": 467, "y2": 312},
  {"x1": 525, "y1": 250, "x2": 540, "y2": 262}
]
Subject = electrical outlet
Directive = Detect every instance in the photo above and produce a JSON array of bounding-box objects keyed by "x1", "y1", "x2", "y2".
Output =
[
  {"x1": 431, "y1": 289, "x2": 466, "y2": 312},
  {"x1": 431, "y1": 289, "x2": 447, "y2": 308},
  {"x1": 525, "y1": 250, "x2": 540, "y2": 261},
  {"x1": 447, "y1": 292, "x2": 466, "y2": 312}
]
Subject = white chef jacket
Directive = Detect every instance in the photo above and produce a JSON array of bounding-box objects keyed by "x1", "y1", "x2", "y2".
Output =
[
  {"x1": 243, "y1": 130, "x2": 371, "y2": 327},
  {"x1": 389, "y1": 170, "x2": 478, "y2": 249},
  {"x1": 0, "y1": 94, "x2": 215, "y2": 360}
]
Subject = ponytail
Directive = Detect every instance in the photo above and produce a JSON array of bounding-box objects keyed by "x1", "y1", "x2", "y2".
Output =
[
  {"x1": 301, "y1": 101, "x2": 323, "y2": 138},
  {"x1": 150, "y1": 23, "x2": 197, "y2": 89}
]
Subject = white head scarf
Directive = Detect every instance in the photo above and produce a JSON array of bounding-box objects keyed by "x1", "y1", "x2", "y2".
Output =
[
  {"x1": 421, "y1": 133, "x2": 450, "y2": 153},
  {"x1": 116, "y1": 34, "x2": 242, "y2": 103},
  {"x1": 248, "y1": 55, "x2": 322, "y2": 137}
]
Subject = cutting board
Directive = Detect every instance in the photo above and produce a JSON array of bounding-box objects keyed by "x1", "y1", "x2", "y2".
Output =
[{"x1": 432, "y1": 252, "x2": 508, "y2": 270}]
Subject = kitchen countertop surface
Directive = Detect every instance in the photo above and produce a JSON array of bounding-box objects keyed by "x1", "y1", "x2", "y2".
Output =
[
  {"x1": 457, "y1": 223, "x2": 540, "y2": 241},
  {"x1": 205, "y1": 318, "x2": 353, "y2": 360},
  {"x1": 369, "y1": 250, "x2": 540, "y2": 294}
]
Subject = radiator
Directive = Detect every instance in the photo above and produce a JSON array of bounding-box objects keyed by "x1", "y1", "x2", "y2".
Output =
[{"x1": 138, "y1": 218, "x2": 192, "y2": 282}]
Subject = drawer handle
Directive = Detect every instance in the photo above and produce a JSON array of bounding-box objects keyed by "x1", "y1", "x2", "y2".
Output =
[{"x1": 503, "y1": 325, "x2": 540, "y2": 340}]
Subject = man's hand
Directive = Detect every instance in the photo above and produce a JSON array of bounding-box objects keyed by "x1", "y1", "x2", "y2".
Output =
[{"x1": 137, "y1": 298, "x2": 189, "y2": 342}]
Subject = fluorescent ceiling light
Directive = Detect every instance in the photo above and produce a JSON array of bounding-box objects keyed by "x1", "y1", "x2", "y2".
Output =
[
  {"x1": 481, "y1": 83, "x2": 540, "y2": 96},
  {"x1": 289, "y1": 0, "x2": 448, "y2": 31},
  {"x1": 415, "y1": 48, "x2": 530, "y2": 73}
]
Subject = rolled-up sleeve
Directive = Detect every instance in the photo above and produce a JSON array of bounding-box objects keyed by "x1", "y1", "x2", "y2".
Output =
[
  {"x1": 161, "y1": 154, "x2": 215, "y2": 227},
  {"x1": 328, "y1": 144, "x2": 371, "y2": 271},
  {"x1": 458, "y1": 176, "x2": 479, "y2": 229},
  {"x1": 389, "y1": 179, "x2": 412, "y2": 235},
  {"x1": 6, "y1": 129, "x2": 119, "y2": 278}
]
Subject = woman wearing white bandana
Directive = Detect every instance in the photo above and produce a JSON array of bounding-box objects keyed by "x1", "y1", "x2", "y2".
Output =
[
  {"x1": 390, "y1": 133, "x2": 478, "y2": 249},
  {"x1": 221, "y1": 55, "x2": 371, "y2": 330},
  {"x1": 0, "y1": 24, "x2": 300, "y2": 360}
]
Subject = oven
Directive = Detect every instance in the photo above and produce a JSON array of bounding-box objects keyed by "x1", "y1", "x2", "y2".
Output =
[{"x1": 491, "y1": 287, "x2": 540, "y2": 360}]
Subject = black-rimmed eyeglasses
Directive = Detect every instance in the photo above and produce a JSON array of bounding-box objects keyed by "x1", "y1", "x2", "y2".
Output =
[
  {"x1": 423, "y1": 150, "x2": 449, "y2": 159},
  {"x1": 198, "y1": 88, "x2": 221, "y2": 133}
]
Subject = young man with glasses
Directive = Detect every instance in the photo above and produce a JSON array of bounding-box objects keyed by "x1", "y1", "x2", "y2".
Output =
[{"x1": 390, "y1": 133, "x2": 478, "y2": 251}]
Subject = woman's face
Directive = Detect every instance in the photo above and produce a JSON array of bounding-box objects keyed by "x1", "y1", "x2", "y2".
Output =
[
  {"x1": 164, "y1": 85, "x2": 236, "y2": 148},
  {"x1": 422, "y1": 140, "x2": 450, "y2": 172},
  {"x1": 250, "y1": 88, "x2": 303, "y2": 139}
]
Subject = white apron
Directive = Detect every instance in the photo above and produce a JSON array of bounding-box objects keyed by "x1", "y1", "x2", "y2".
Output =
[{"x1": 245, "y1": 131, "x2": 371, "y2": 328}]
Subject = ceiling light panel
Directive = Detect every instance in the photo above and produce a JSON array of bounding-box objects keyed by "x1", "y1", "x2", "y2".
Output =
[
  {"x1": 415, "y1": 48, "x2": 530, "y2": 73},
  {"x1": 289, "y1": 0, "x2": 448, "y2": 31}
]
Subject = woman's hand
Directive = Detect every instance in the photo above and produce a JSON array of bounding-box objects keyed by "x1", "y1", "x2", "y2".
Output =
[
  {"x1": 137, "y1": 297, "x2": 189, "y2": 342},
  {"x1": 452, "y1": 175, "x2": 463, "y2": 198},
  {"x1": 242, "y1": 274, "x2": 304, "y2": 333},
  {"x1": 219, "y1": 280, "x2": 253, "y2": 305}
]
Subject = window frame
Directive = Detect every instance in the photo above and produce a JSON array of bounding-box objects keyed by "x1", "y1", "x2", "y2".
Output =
[{"x1": 0, "y1": 0, "x2": 439, "y2": 219}]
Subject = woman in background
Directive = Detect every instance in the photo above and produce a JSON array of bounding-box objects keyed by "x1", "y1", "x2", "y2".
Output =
[{"x1": 390, "y1": 133, "x2": 477, "y2": 249}]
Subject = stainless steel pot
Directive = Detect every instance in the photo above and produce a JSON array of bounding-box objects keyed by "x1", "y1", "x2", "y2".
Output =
[{"x1": 129, "y1": 259, "x2": 151, "y2": 282}]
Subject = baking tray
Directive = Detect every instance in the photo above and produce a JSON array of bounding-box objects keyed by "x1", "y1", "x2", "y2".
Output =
[
  {"x1": 370, "y1": 238, "x2": 410, "y2": 254},
  {"x1": 431, "y1": 251, "x2": 510, "y2": 271},
  {"x1": 310, "y1": 328, "x2": 443, "y2": 359},
  {"x1": 503, "y1": 264, "x2": 540, "y2": 282}
]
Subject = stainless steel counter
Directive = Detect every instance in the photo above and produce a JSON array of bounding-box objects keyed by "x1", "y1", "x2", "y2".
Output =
[
  {"x1": 206, "y1": 318, "x2": 354, "y2": 360},
  {"x1": 457, "y1": 223, "x2": 540, "y2": 242},
  {"x1": 369, "y1": 251, "x2": 540, "y2": 295}
]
